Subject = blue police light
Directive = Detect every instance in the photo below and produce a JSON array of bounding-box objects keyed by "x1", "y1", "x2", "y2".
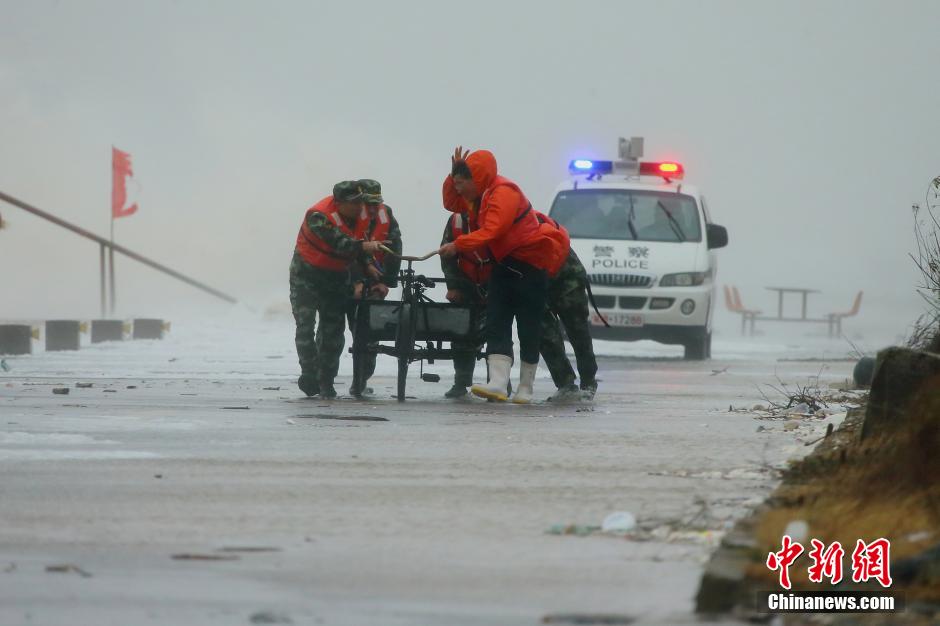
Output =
[{"x1": 568, "y1": 159, "x2": 613, "y2": 175}]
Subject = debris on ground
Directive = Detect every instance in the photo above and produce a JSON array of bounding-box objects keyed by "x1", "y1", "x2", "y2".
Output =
[
  {"x1": 1, "y1": 359, "x2": 11, "y2": 372},
  {"x1": 171, "y1": 553, "x2": 239, "y2": 561},
  {"x1": 601, "y1": 511, "x2": 636, "y2": 534},
  {"x1": 51, "y1": 387, "x2": 69, "y2": 395},
  {"x1": 222, "y1": 406, "x2": 250, "y2": 410},
  {"x1": 75, "y1": 382, "x2": 93, "y2": 388},
  {"x1": 45, "y1": 563, "x2": 92, "y2": 577}
]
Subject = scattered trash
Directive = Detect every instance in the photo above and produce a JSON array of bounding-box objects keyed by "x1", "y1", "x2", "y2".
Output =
[
  {"x1": 45, "y1": 563, "x2": 92, "y2": 577},
  {"x1": 601, "y1": 512, "x2": 637, "y2": 534},
  {"x1": 542, "y1": 614, "x2": 634, "y2": 625},
  {"x1": 263, "y1": 387, "x2": 281, "y2": 391},
  {"x1": 222, "y1": 406, "x2": 250, "y2": 410},
  {"x1": 785, "y1": 403, "x2": 810, "y2": 415},
  {"x1": 756, "y1": 425, "x2": 766, "y2": 432},
  {"x1": 546, "y1": 524, "x2": 601, "y2": 537},
  {"x1": 154, "y1": 474, "x2": 163, "y2": 479},
  {"x1": 285, "y1": 419, "x2": 297, "y2": 425},
  {"x1": 710, "y1": 367, "x2": 728, "y2": 376},
  {"x1": 784, "y1": 519, "x2": 810, "y2": 542},
  {"x1": 171, "y1": 553, "x2": 239, "y2": 561},
  {"x1": 52, "y1": 388, "x2": 69, "y2": 395},
  {"x1": 0, "y1": 359, "x2": 10, "y2": 372},
  {"x1": 75, "y1": 382, "x2": 93, "y2": 388},
  {"x1": 126, "y1": 385, "x2": 137, "y2": 389},
  {"x1": 168, "y1": 357, "x2": 178, "y2": 362},
  {"x1": 249, "y1": 611, "x2": 293, "y2": 624},
  {"x1": 103, "y1": 389, "x2": 117, "y2": 393}
]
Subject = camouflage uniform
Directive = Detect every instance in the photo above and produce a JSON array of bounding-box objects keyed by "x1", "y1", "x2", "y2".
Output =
[
  {"x1": 347, "y1": 179, "x2": 402, "y2": 395},
  {"x1": 539, "y1": 249, "x2": 598, "y2": 391},
  {"x1": 440, "y1": 216, "x2": 486, "y2": 391},
  {"x1": 290, "y1": 180, "x2": 401, "y2": 396}
]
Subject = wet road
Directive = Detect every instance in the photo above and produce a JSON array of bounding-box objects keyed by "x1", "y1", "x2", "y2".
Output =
[{"x1": 0, "y1": 341, "x2": 854, "y2": 625}]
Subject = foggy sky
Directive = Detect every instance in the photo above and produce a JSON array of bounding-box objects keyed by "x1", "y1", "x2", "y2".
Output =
[{"x1": 2, "y1": 0, "x2": 938, "y2": 346}]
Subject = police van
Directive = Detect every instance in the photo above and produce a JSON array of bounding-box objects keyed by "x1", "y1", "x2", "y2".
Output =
[{"x1": 547, "y1": 137, "x2": 728, "y2": 360}]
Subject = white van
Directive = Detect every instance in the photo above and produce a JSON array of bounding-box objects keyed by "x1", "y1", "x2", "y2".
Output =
[{"x1": 547, "y1": 138, "x2": 728, "y2": 360}]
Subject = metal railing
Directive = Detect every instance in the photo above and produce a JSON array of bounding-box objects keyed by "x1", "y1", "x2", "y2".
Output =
[{"x1": 0, "y1": 190, "x2": 237, "y2": 315}]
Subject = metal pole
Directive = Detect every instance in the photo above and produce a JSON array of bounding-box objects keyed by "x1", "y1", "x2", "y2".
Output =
[
  {"x1": 109, "y1": 245, "x2": 116, "y2": 315},
  {"x1": 99, "y1": 243, "x2": 107, "y2": 317},
  {"x1": 109, "y1": 214, "x2": 116, "y2": 314},
  {"x1": 0, "y1": 190, "x2": 238, "y2": 304}
]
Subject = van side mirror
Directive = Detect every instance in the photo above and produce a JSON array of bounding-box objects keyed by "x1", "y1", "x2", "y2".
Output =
[{"x1": 706, "y1": 223, "x2": 728, "y2": 249}]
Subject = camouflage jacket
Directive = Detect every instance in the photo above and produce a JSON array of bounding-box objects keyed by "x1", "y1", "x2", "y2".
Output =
[{"x1": 306, "y1": 205, "x2": 403, "y2": 287}]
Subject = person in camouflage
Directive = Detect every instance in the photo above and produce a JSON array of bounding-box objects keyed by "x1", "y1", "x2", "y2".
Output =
[
  {"x1": 290, "y1": 180, "x2": 391, "y2": 398},
  {"x1": 539, "y1": 248, "x2": 598, "y2": 400},
  {"x1": 439, "y1": 213, "x2": 487, "y2": 398},
  {"x1": 346, "y1": 179, "x2": 403, "y2": 397},
  {"x1": 440, "y1": 210, "x2": 598, "y2": 400}
]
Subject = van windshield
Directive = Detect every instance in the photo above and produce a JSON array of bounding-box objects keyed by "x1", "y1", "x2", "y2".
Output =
[{"x1": 549, "y1": 189, "x2": 702, "y2": 242}]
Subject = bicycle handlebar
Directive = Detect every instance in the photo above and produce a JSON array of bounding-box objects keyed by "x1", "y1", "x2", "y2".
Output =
[{"x1": 379, "y1": 244, "x2": 439, "y2": 262}]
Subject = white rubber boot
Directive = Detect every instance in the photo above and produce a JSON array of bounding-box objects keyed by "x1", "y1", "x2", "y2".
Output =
[
  {"x1": 471, "y1": 354, "x2": 513, "y2": 401},
  {"x1": 512, "y1": 361, "x2": 538, "y2": 404}
]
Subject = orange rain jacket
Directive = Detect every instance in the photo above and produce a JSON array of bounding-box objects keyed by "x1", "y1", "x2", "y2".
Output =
[{"x1": 442, "y1": 150, "x2": 567, "y2": 276}]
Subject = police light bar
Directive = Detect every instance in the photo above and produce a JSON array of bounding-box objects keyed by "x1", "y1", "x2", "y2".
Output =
[
  {"x1": 639, "y1": 161, "x2": 684, "y2": 180},
  {"x1": 569, "y1": 159, "x2": 613, "y2": 175}
]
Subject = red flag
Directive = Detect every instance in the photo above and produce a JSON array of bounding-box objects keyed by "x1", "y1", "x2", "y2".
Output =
[{"x1": 112, "y1": 146, "x2": 138, "y2": 218}]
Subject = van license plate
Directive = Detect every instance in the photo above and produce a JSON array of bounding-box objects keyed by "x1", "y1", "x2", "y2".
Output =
[{"x1": 591, "y1": 313, "x2": 644, "y2": 327}]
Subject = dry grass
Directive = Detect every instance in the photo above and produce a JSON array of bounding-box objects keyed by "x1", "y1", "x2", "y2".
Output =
[{"x1": 746, "y1": 378, "x2": 940, "y2": 603}]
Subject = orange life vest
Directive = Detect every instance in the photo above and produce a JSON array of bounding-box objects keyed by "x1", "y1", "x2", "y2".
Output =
[
  {"x1": 450, "y1": 211, "x2": 493, "y2": 286},
  {"x1": 478, "y1": 175, "x2": 540, "y2": 262},
  {"x1": 295, "y1": 196, "x2": 390, "y2": 271}
]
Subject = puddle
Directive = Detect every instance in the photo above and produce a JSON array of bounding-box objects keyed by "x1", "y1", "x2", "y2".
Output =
[{"x1": 294, "y1": 414, "x2": 388, "y2": 422}]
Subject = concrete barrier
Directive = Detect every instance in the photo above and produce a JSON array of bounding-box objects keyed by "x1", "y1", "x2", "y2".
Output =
[
  {"x1": 45, "y1": 320, "x2": 81, "y2": 351},
  {"x1": 91, "y1": 319, "x2": 124, "y2": 343},
  {"x1": 132, "y1": 318, "x2": 164, "y2": 340},
  {"x1": 0, "y1": 325, "x2": 32, "y2": 355}
]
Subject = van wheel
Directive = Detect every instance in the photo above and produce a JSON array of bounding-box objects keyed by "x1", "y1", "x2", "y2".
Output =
[{"x1": 684, "y1": 329, "x2": 711, "y2": 361}]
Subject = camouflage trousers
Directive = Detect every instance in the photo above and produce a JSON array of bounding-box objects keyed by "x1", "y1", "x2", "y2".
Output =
[
  {"x1": 539, "y1": 279, "x2": 598, "y2": 389},
  {"x1": 452, "y1": 303, "x2": 486, "y2": 388},
  {"x1": 289, "y1": 254, "x2": 350, "y2": 385}
]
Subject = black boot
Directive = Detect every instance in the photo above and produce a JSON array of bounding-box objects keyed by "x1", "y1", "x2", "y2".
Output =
[
  {"x1": 444, "y1": 383, "x2": 468, "y2": 398},
  {"x1": 298, "y1": 374, "x2": 320, "y2": 397}
]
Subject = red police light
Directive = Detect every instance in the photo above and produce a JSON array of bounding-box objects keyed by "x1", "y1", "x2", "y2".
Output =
[{"x1": 639, "y1": 161, "x2": 684, "y2": 179}]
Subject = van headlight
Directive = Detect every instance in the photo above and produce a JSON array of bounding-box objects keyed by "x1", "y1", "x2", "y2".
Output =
[{"x1": 659, "y1": 272, "x2": 707, "y2": 287}]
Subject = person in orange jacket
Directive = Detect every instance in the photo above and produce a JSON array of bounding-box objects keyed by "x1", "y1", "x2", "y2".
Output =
[{"x1": 439, "y1": 147, "x2": 567, "y2": 403}]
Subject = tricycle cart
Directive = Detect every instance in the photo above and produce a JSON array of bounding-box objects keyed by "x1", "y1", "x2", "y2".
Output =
[{"x1": 349, "y1": 248, "x2": 485, "y2": 401}]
